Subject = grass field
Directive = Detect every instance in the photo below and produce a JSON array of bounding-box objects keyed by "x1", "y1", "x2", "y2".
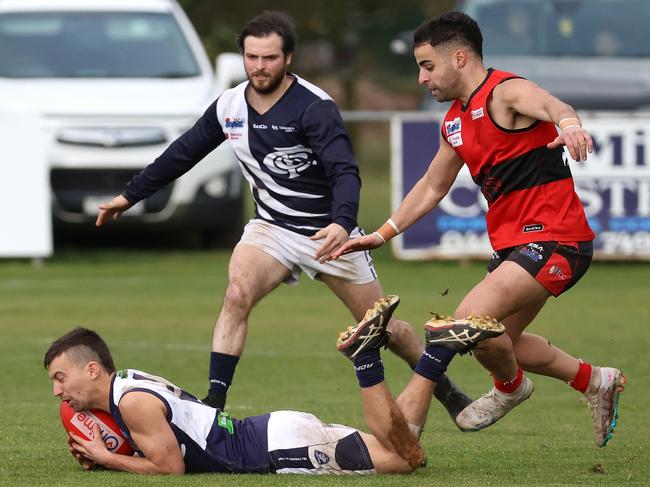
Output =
[
  {"x1": 1, "y1": 246, "x2": 648, "y2": 486},
  {"x1": 1, "y1": 151, "x2": 649, "y2": 485}
]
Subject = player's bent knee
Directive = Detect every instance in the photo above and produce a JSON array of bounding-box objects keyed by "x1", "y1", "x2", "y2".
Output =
[
  {"x1": 386, "y1": 319, "x2": 418, "y2": 344},
  {"x1": 472, "y1": 334, "x2": 511, "y2": 357},
  {"x1": 223, "y1": 281, "x2": 254, "y2": 314}
]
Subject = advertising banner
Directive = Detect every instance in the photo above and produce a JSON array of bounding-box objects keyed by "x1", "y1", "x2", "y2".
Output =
[
  {"x1": 391, "y1": 112, "x2": 650, "y2": 260},
  {"x1": 0, "y1": 112, "x2": 52, "y2": 258}
]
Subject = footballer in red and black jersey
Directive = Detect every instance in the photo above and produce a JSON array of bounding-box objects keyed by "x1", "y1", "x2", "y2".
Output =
[{"x1": 441, "y1": 68, "x2": 594, "y2": 251}]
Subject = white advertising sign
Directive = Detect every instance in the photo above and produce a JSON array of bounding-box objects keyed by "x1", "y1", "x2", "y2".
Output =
[
  {"x1": 392, "y1": 112, "x2": 650, "y2": 260},
  {"x1": 0, "y1": 113, "x2": 52, "y2": 258}
]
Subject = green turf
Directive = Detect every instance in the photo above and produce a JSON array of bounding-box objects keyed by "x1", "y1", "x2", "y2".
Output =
[{"x1": 0, "y1": 248, "x2": 648, "y2": 486}]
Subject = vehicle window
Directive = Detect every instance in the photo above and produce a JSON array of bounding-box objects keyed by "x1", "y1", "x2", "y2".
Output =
[
  {"x1": 0, "y1": 12, "x2": 200, "y2": 78},
  {"x1": 464, "y1": 0, "x2": 650, "y2": 57}
]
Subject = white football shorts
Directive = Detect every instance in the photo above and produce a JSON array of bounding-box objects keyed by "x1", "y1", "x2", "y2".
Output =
[
  {"x1": 237, "y1": 219, "x2": 377, "y2": 286},
  {"x1": 267, "y1": 410, "x2": 375, "y2": 475}
]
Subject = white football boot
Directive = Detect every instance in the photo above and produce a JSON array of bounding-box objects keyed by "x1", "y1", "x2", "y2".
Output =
[
  {"x1": 584, "y1": 366, "x2": 626, "y2": 447},
  {"x1": 455, "y1": 376, "x2": 534, "y2": 431}
]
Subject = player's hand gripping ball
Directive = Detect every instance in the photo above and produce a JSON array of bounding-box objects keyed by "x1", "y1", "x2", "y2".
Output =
[{"x1": 60, "y1": 401, "x2": 134, "y2": 455}]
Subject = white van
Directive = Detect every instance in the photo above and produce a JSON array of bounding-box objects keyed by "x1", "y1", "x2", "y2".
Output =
[{"x1": 0, "y1": 0, "x2": 246, "y2": 243}]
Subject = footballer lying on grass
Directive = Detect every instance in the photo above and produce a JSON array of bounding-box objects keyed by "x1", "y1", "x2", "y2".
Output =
[{"x1": 45, "y1": 296, "x2": 504, "y2": 475}]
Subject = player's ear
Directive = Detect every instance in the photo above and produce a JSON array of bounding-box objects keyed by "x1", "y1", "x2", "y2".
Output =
[
  {"x1": 87, "y1": 361, "x2": 101, "y2": 380},
  {"x1": 285, "y1": 52, "x2": 293, "y2": 66},
  {"x1": 454, "y1": 48, "x2": 468, "y2": 69}
]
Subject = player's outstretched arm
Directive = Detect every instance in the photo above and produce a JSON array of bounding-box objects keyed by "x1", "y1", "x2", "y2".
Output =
[
  {"x1": 329, "y1": 140, "x2": 463, "y2": 261},
  {"x1": 494, "y1": 78, "x2": 593, "y2": 162},
  {"x1": 327, "y1": 232, "x2": 384, "y2": 260},
  {"x1": 95, "y1": 195, "x2": 131, "y2": 227},
  {"x1": 69, "y1": 392, "x2": 184, "y2": 474}
]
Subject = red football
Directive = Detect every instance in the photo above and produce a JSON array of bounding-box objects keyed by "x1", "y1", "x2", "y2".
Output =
[{"x1": 60, "y1": 401, "x2": 134, "y2": 455}]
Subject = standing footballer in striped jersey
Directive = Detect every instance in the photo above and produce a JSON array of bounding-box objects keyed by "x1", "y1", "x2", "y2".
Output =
[{"x1": 96, "y1": 12, "x2": 471, "y2": 420}]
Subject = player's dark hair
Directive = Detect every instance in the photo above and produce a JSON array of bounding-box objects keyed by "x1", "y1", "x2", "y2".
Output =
[
  {"x1": 44, "y1": 327, "x2": 116, "y2": 373},
  {"x1": 237, "y1": 11, "x2": 297, "y2": 55},
  {"x1": 413, "y1": 11, "x2": 483, "y2": 60}
]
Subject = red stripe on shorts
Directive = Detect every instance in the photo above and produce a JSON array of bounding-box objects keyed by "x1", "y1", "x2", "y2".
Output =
[{"x1": 536, "y1": 250, "x2": 573, "y2": 297}]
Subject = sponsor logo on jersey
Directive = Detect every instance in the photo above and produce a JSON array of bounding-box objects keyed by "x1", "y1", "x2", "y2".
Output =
[
  {"x1": 263, "y1": 145, "x2": 317, "y2": 178},
  {"x1": 523, "y1": 224, "x2": 544, "y2": 233},
  {"x1": 225, "y1": 117, "x2": 245, "y2": 128},
  {"x1": 253, "y1": 123, "x2": 268, "y2": 129},
  {"x1": 471, "y1": 107, "x2": 484, "y2": 120},
  {"x1": 271, "y1": 124, "x2": 296, "y2": 133},
  {"x1": 527, "y1": 243, "x2": 544, "y2": 252},
  {"x1": 445, "y1": 117, "x2": 461, "y2": 135},
  {"x1": 549, "y1": 264, "x2": 568, "y2": 280},
  {"x1": 71, "y1": 411, "x2": 124, "y2": 452},
  {"x1": 448, "y1": 133, "x2": 463, "y2": 147},
  {"x1": 314, "y1": 450, "x2": 330, "y2": 465}
]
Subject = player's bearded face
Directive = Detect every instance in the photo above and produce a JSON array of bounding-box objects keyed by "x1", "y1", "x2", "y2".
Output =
[
  {"x1": 244, "y1": 34, "x2": 292, "y2": 95},
  {"x1": 414, "y1": 44, "x2": 462, "y2": 102}
]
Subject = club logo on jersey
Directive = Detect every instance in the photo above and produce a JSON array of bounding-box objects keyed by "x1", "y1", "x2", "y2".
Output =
[
  {"x1": 263, "y1": 145, "x2": 317, "y2": 178},
  {"x1": 314, "y1": 450, "x2": 330, "y2": 465},
  {"x1": 225, "y1": 117, "x2": 245, "y2": 128},
  {"x1": 445, "y1": 117, "x2": 461, "y2": 135},
  {"x1": 471, "y1": 107, "x2": 484, "y2": 120}
]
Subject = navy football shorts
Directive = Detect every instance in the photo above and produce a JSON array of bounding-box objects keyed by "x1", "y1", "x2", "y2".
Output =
[{"x1": 487, "y1": 240, "x2": 593, "y2": 297}]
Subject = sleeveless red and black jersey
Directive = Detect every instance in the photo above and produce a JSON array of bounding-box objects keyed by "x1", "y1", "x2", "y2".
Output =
[{"x1": 441, "y1": 68, "x2": 594, "y2": 250}]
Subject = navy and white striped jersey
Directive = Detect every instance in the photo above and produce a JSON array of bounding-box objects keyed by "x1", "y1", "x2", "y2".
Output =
[
  {"x1": 123, "y1": 75, "x2": 361, "y2": 236},
  {"x1": 108, "y1": 369, "x2": 271, "y2": 473}
]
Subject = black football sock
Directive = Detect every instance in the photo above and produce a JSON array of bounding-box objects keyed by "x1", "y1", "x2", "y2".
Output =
[{"x1": 208, "y1": 352, "x2": 239, "y2": 398}]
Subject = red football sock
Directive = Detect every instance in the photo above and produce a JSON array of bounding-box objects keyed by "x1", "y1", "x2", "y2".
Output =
[
  {"x1": 568, "y1": 360, "x2": 592, "y2": 393},
  {"x1": 493, "y1": 367, "x2": 523, "y2": 394}
]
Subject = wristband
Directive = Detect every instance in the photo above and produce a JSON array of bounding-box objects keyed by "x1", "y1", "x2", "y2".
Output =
[
  {"x1": 559, "y1": 117, "x2": 581, "y2": 131},
  {"x1": 561, "y1": 124, "x2": 581, "y2": 131},
  {"x1": 376, "y1": 218, "x2": 400, "y2": 242},
  {"x1": 372, "y1": 231, "x2": 386, "y2": 243},
  {"x1": 386, "y1": 218, "x2": 400, "y2": 234}
]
